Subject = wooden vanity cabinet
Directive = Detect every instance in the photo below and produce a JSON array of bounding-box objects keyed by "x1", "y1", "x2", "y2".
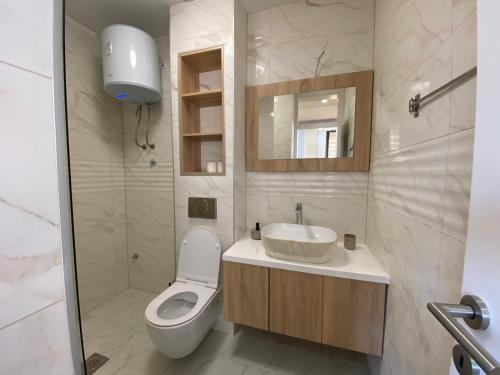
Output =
[
  {"x1": 223, "y1": 262, "x2": 269, "y2": 330},
  {"x1": 270, "y1": 268, "x2": 323, "y2": 343},
  {"x1": 223, "y1": 262, "x2": 387, "y2": 356},
  {"x1": 322, "y1": 276, "x2": 386, "y2": 356}
]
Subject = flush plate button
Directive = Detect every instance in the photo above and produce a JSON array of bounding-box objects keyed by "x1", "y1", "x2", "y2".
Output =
[{"x1": 188, "y1": 197, "x2": 217, "y2": 219}]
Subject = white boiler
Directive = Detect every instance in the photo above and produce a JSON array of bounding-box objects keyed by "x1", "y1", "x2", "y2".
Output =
[{"x1": 101, "y1": 24, "x2": 161, "y2": 104}]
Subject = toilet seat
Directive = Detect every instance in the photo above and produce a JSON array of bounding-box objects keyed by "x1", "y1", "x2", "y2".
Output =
[{"x1": 145, "y1": 282, "x2": 216, "y2": 328}]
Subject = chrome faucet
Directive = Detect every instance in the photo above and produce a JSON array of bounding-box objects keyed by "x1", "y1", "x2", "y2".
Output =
[{"x1": 295, "y1": 203, "x2": 303, "y2": 225}]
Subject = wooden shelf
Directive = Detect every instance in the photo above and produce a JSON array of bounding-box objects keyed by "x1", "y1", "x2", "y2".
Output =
[
  {"x1": 180, "y1": 48, "x2": 222, "y2": 72},
  {"x1": 181, "y1": 89, "x2": 222, "y2": 107},
  {"x1": 182, "y1": 131, "x2": 223, "y2": 141},
  {"x1": 179, "y1": 46, "x2": 225, "y2": 175}
]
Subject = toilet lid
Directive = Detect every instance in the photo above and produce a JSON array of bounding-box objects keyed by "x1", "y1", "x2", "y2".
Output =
[{"x1": 177, "y1": 226, "x2": 221, "y2": 289}]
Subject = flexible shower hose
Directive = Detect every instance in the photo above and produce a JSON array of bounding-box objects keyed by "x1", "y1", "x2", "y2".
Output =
[{"x1": 135, "y1": 104, "x2": 147, "y2": 150}]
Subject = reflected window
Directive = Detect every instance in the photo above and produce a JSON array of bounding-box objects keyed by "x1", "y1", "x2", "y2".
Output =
[
  {"x1": 296, "y1": 127, "x2": 337, "y2": 158},
  {"x1": 258, "y1": 87, "x2": 356, "y2": 160}
]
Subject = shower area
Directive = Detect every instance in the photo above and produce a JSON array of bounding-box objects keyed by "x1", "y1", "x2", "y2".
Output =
[{"x1": 65, "y1": 8, "x2": 176, "y2": 371}]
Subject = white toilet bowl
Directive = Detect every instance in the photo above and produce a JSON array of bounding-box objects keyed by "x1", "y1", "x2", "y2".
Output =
[{"x1": 145, "y1": 226, "x2": 222, "y2": 358}]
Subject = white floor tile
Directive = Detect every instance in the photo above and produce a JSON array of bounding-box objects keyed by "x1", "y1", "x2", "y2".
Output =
[{"x1": 82, "y1": 288, "x2": 369, "y2": 375}]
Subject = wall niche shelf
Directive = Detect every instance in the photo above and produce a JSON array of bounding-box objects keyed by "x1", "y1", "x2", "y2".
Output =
[
  {"x1": 181, "y1": 89, "x2": 222, "y2": 106},
  {"x1": 179, "y1": 46, "x2": 225, "y2": 175}
]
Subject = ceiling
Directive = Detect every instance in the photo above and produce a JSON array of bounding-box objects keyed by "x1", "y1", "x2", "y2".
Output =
[
  {"x1": 65, "y1": 0, "x2": 180, "y2": 37},
  {"x1": 65, "y1": 0, "x2": 297, "y2": 37}
]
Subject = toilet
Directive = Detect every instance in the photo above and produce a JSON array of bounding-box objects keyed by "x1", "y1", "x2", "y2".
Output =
[{"x1": 145, "y1": 226, "x2": 222, "y2": 358}]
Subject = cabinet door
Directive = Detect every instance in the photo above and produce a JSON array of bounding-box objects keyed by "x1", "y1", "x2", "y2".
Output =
[
  {"x1": 322, "y1": 276, "x2": 386, "y2": 355},
  {"x1": 270, "y1": 268, "x2": 323, "y2": 343},
  {"x1": 223, "y1": 262, "x2": 269, "y2": 330}
]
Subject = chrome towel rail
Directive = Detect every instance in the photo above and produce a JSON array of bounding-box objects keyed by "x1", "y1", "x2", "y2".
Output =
[
  {"x1": 428, "y1": 295, "x2": 500, "y2": 375},
  {"x1": 409, "y1": 67, "x2": 477, "y2": 118}
]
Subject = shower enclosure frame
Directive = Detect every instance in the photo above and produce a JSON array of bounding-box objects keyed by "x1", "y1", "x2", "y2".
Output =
[{"x1": 53, "y1": 0, "x2": 86, "y2": 373}]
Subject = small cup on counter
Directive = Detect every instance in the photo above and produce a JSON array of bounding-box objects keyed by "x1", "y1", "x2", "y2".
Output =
[{"x1": 344, "y1": 234, "x2": 356, "y2": 250}]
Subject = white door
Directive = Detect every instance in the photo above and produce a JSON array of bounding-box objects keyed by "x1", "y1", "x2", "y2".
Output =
[{"x1": 448, "y1": 2, "x2": 500, "y2": 374}]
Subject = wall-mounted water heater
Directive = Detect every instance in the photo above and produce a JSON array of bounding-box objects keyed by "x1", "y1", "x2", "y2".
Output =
[{"x1": 101, "y1": 24, "x2": 161, "y2": 104}]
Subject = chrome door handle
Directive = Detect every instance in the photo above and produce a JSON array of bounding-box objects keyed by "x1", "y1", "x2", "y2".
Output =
[{"x1": 428, "y1": 295, "x2": 500, "y2": 375}]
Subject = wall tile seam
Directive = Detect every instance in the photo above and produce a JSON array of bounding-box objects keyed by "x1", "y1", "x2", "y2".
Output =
[
  {"x1": 169, "y1": 33, "x2": 234, "y2": 55},
  {"x1": 366, "y1": 224, "x2": 465, "y2": 305},
  {"x1": 247, "y1": 192, "x2": 368, "y2": 199},
  {"x1": 70, "y1": 188, "x2": 126, "y2": 194},
  {"x1": 71, "y1": 159, "x2": 127, "y2": 165},
  {"x1": 119, "y1": 103, "x2": 132, "y2": 289},
  {"x1": 440, "y1": 127, "x2": 474, "y2": 243},
  {"x1": 265, "y1": 1, "x2": 376, "y2": 36},
  {"x1": 122, "y1": 188, "x2": 174, "y2": 193},
  {"x1": 372, "y1": 0, "x2": 416, "y2": 67},
  {"x1": 266, "y1": 175, "x2": 369, "y2": 181},
  {"x1": 124, "y1": 176, "x2": 174, "y2": 182},
  {"x1": 367, "y1": 184, "x2": 446, "y2": 221},
  {"x1": 247, "y1": 174, "x2": 369, "y2": 192},
  {"x1": 249, "y1": 24, "x2": 375, "y2": 51},
  {"x1": 375, "y1": 23, "x2": 457, "y2": 109},
  {"x1": 71, "y1": 179, "x2": 127, "y2": 186},
  {"x1": 169, "y1": 29, "x2": 233, "y2": 46},
  {"x1": 435, "y1": 232, "x2": 465, "y2": 299},
  {"x1": 362, "y1": 189, "x2": 370, "y2": 243},
  {"x1": 66, "y1": 19, "x2": 98, "y2": 40},
  {"x1": 267, "y1": 5, "x2": 272, "y2": 53},
  {"x1": 452, "y1": 6, "x2": 477, "y2": 32},
  {"x1": 374, "y1": 2, "x2": 453, "y2": 67},
  {"x1": 451, "y1": 11, "x2": 477, "y2": 81},
  {"x1": 74, "y1": 228, "x2": 122, "y2": 237},
  {"x1": 0, "y1": 58, "x2": 53, "y2": 81},
  {"x1": 0, "y1": 298, "x2": 64, "y2": 333},
  {"x1": 174, "y1": 191, "x2": 234, "y2": 197},
  {"x1": 443, "y1": 13, "x2": 456, "y2": 199},
  {"x1": 371, "y1": 124, "x2": 475, "y2": 161},
  {"x1": 370, "y1": 0, "x2": 376, "y2": 73},
  {"x1": 367, "y1": 193, "x2": 468, "y2": 245},
  {"x1": 375, "y1": 22, "x2": 473, "y2": 117}
]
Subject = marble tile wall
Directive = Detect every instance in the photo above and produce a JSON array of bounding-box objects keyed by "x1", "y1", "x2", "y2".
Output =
[
  {"x1": 247, "y1": 0, "x2": 374, "y2": 86},
  {"x1": 170, "y1": 0, "x2": 246, "y2": 252},
  {"x1": 366, "y1": 2, "x2": 477, "y2": 375},
  {"x1": 67, "y1": 19, "x2": 176, "y2": 297},
  {"x1": 247, "y1": 172, "x2": 369, "y2": 241},
  {"x1": 0, "y1": 0, "x2": 74, "y2": 372},
  {"x1": 122, "y1": 35, "x2": 176, "y2": 294},
  {"x1": 65, "y1": 17, "x2": 129, "y2": 316},
  {"x1": 246, "y1": 0, "x2": 374, "y2": 240}
]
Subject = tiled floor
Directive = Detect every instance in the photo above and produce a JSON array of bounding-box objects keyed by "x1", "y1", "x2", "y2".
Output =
[{"x1": 82, "y1": 288, "x2": 370, "y2": 375}]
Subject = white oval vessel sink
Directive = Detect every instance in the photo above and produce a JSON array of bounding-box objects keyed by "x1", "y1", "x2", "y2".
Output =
[{"x1": 261, "y1": 223, "x2": 338, "y2": 264}]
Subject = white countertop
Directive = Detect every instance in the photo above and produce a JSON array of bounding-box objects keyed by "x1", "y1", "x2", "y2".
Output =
[{"x1": 223, "y1": 237, "x2": 390, "y2": 284}]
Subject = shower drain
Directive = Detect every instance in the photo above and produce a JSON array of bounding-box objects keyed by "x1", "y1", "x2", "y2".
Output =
[{"x1": 85, "y1": 353, "x2": 109, "y2": 375}]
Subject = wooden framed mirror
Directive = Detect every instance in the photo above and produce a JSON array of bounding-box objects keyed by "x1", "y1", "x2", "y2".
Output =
[{"x1": 246, "y1": 70, "x2": 373, "y2": 172}]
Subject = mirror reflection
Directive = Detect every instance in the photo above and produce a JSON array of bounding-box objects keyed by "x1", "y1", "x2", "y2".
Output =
[{"x1": 258, "y1": 88, "x2": 356, "y2": 160}]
